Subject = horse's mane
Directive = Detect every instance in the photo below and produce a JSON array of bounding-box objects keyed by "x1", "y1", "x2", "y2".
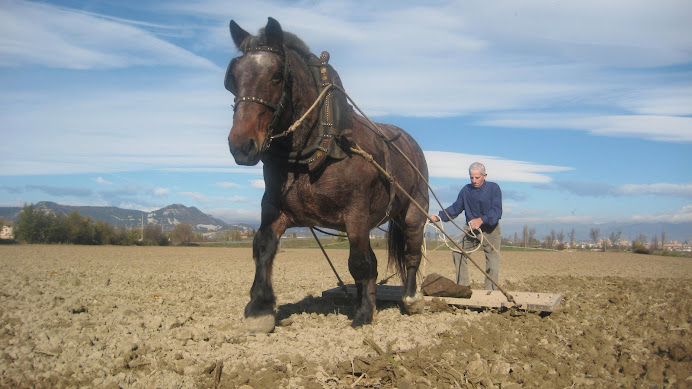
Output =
[{"x1": 239, "y1": 28, "x2": 312, "y2": 60}]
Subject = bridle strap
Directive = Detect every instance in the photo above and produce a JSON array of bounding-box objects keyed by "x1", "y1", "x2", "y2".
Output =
[
  {"x1": 234, "y1": 96, "x2": 278, "y2": 111},
  {"x1": 232, "y1": 45, "x2": 292, "y2": 151}
]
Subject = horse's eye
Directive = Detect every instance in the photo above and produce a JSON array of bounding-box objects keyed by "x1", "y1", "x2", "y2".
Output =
[{"x1": 272, "y1": 71, "x2": 283, "y2": 82}]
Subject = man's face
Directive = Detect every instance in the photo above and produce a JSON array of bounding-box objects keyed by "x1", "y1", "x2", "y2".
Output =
[{"x1": 470, "y1": 169, "x2": 487, "y2": 188}]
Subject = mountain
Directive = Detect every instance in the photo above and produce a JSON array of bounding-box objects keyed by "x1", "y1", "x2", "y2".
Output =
[
  {"x1": 0, "y1": 206, "x2": 22, "y2": 221},
  {"x1": 0, "y1": 202, "x2": 234, "y2": 233},
  {"x1": 146, "y1": 204, "x2": 230, "y2": 232}
]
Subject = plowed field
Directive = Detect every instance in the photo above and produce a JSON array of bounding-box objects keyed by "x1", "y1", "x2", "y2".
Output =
[{"x1": 1, "y1": 245, "x2": 690, "y2": 388}]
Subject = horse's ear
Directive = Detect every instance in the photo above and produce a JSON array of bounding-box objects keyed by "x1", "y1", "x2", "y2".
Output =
[
  {"x1": 229, "y1": 20, "x2": 250, "y2": 50},
  {"x1": 264, "y1": 17, "x2": 283, "y2": 47}
]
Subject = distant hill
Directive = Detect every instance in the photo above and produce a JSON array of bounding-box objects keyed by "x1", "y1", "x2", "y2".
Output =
[
  {"x1": 0, "y1": 202, "x2": 246, "y2": 233},
  {"x1": 146, "y1": 203, "x2": 232, "y2": 232},
  {"x1": 0, "y1": 206, "x2": 22, "y2": 221}
]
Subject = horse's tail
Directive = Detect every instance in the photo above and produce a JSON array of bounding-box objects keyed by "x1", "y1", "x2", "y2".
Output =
[{"x1": 387, "y1": 220, "x2": 409, "y2": 285}]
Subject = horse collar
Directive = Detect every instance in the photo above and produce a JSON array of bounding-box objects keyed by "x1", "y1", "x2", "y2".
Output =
[{"x1": 264, "y1": 51, "x2": 353, "y2": 171}]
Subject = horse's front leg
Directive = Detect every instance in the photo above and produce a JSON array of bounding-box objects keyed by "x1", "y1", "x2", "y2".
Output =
[
  {"x1": 244, "y1": 215, "x2": 287, "y2": 333},
  {"x1": 347, "y1": 224, "x2": 378, "y2": 327}
]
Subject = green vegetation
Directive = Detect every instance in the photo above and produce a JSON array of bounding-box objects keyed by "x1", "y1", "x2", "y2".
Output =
[
  {"x1": 13, "y1": 204, "x2": 180, "y2": 246},
  {"x1": 652, "y1": 249, "x2": 692, "y2": 258},
  {"x1": 15, "y1": 204, "x2": 140, "y2": 245}
]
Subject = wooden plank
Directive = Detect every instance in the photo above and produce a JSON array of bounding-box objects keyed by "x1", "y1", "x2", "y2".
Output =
[{"x1": 322, "y1": 284, "x2": 563, "y2": 313}]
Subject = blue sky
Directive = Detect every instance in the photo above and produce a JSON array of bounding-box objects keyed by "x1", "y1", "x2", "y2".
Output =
[{"x1": 1, "y1": 0, "x2": 691, "y2": 241}]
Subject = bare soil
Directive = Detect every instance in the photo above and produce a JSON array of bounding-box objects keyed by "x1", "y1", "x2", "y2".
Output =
[{"x1": 1, "y1": 245, "x2": 690, "y2": 388}]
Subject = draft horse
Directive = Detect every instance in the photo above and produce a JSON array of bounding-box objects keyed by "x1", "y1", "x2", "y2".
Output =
[{"x1": 225, "y1": 17, "x2": 429, "y2": 332}]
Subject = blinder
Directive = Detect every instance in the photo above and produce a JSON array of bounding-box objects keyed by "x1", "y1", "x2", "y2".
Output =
[
  {"x1": 224, "y1": 45, "x2": 292, "y2": 152},
  {"x1": 224, "y1": 57, "x2": 239, "y2": 95}
]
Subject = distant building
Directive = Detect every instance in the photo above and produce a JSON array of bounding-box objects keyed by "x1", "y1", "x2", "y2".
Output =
[
  {"x1": 1, "y1": 225, "x2": 13, "y2": 240},
  {"x1": 664, "y1": 241, "x2": 691, "y2": 252}
]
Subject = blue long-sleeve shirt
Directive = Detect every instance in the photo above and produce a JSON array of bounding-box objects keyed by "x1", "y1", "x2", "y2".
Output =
[{"x1": 438, "y1": 181, "x2": 502, "y2": 227}]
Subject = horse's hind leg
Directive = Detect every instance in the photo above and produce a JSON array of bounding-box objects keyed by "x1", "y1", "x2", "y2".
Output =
[
  {"x1": 346, "y1": 223, "x2": 378, "y2": 327},
  {"x1": 244, "y1": 218, "x2": 286, "y2": 333},
  {"x1": 398, "y1": 205, "x2": 427, "y2": 315}
]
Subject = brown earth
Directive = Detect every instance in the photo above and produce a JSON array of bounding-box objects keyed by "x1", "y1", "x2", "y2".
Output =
[{"x1": 0, "y1": 244, "x2": 690, "y2": 388}]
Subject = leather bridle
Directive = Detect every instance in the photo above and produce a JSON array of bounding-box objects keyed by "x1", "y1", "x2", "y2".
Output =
[{"x1": 224, "y1": 45, "x2": 292, "y2": 152}]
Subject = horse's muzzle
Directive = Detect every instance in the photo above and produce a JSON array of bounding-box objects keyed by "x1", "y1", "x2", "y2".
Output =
[{"x1": 228, "y1": 134, "x2": 262, "y2": 166}]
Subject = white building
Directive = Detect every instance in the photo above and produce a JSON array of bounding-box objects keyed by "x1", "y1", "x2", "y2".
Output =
[{"x1": 0, "y1": 225, "x2": 13, "y2": 240}]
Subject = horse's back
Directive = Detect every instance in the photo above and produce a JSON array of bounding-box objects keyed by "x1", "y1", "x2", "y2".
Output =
[{"x1": 351, "y1": 114, "x2": 429, "y2": 184}]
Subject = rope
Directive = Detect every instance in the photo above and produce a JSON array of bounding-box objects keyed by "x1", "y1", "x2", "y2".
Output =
[
  {"x1": 273, "y1": 84, "x2": 336, "y2": 140},
  {"x1": 349, "y1": 144, "x2": 517, "y2": 304},
  {"x1": 428, "y1": 220, "x2": 483, "y2": 254},
  {"x1": 426, "y1": 220, "x2": 530, "y2": 291},
  {"x1": 287, "y1": 81, "x2": 517, "y2": 305}
]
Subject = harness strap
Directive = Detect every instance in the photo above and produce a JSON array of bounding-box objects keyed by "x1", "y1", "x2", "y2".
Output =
[{"x1": 265, "y1": 51, "x2": 352, "y2": 171}]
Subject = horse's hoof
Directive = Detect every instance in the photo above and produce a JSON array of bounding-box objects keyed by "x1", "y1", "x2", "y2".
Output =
[
  {"x1": 403, "y1": 292, "x2": 425, "y2": 314},
  {"x1": 351, "y1": 309, "x2": 376, "y2": 328},
  {"x1": 244, "y1": 314, "x2": 276, "y2": 333}
]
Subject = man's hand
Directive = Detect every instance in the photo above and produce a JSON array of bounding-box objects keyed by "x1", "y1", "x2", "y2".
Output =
[
  {"x1": 429, "y1": 215, "x2": 441, "y2": 222},
  {"x1": 468, "y1": 217, "x2": 483, "y2": 230}
]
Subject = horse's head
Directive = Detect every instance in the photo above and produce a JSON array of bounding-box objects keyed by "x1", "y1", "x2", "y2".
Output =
[{"x1": 225, "y1": 17, "x2": 291, "y2": 166}]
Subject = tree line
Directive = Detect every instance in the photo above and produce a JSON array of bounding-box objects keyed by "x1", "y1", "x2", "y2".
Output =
[
  {"x1": 7, "y1": 204, "x2": 199, "y2": 246},
  {"x1": 501, "y1": 225, "x2": 675, "y2": 254},
  {"x1": 5, "y1": 205, "x2": 680, "y2": 253}
]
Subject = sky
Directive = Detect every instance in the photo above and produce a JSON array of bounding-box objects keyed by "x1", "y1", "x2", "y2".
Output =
[{"x1": 1, "y1": 0, "x2": 691, "y2": 241}]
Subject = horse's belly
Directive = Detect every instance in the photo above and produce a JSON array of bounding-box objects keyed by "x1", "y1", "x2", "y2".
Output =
[
  {"x1": 282, "y1": 175, "x2": 386, "y2": 230},
  {"x1": 288, "y1": 191, "x2": 348, "y2": 229}
]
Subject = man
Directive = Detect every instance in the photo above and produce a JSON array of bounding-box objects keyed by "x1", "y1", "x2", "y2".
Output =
[{"x1": 430, "y1": 162, "x2": 502, "y2": 290}]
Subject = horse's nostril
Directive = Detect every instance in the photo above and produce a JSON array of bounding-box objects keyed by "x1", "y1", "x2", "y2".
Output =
[{"x1": 243, "y1": 139, "x2": 257, "y2": 156}]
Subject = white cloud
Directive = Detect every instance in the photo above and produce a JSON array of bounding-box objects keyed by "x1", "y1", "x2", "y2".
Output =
[
  {"x1": 1, "y1": 0, "x2": 690, "y2": 233},
  {"x1": 623, "y1": 86, "x2": 692, "y2": 116},
  {"x1": 1, "y1": 0, "x2": 689, "y2": 182},
  {"x1": 540, "y1": 181, "x2": 692, "y2": 199},
  {"x1": 0, "y1": 0, "x2": 217, "y2": 69},
  {"x1": 94, "y1": 177, "x2": 113, "y2": 185},
  {"x1": 209, "y1": 207, "x2": 261, "y2": 224},
  {"x1": 503, "y1": 214, "x2": 595, "y2": 226},
  {"x1": 216, "y1": 182, "x2": 240, "y2": 189},
  {"x1": 214, "y1": 196, "x2": 249, "y2": 203},
  {"x1": 587, "y1": 116, "x2": 692, "y2": 143},
  {"x1": 425, "y1": 151, "x2": 572, "y2": 183},
  {"x1": 179, "y1": 191, "x2": 208, "y2": 202},
  {"x1": 200, "y1": 0, "x2": 692, "y2": 118},
  {"x1": 166, "y1": 167, "x2": 263, "y2": 175},
  {"x1": 250, "y1": 180, "x2": 265, "y2": 189},
  {"x1": 153, "y1": 188, "x2": 170, "y2": 196},
  {"x1": 629, "y1": 204, "x2": 692, "y2": 223},
  {"x1": 618, "y1": 184, "x2": 692, "y2": 197},
  {"x1": 0, "y1": 77, "x2": 233, "y2": 175},
  {"x1": 481, "y1": 114, "x2": 692, "y2": 143},
  {"x1": 192, "y1": 0, "x2": 692, "y2": 67}
]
